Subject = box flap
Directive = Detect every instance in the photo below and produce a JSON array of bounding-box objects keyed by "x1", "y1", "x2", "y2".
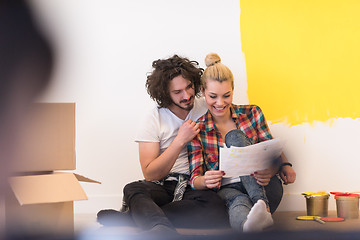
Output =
[
  {"x1": 73, "y1": 173, "x2": 101, "y2": 184},
  {"x1": 9, "y1": 173, "x2": 87, "y2": 205}
]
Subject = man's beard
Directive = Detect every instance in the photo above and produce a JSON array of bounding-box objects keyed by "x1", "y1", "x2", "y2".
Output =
[{"x1": 173, "y1": 96, "x2": 194, "y2": 111}]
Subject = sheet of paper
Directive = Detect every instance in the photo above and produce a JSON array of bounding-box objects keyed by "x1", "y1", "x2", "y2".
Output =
[{"x1": 219, "y1": 138, "x2": 283, "y2": 178}]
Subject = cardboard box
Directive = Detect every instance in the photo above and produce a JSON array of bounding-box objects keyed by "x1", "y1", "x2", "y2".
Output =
[
  {"x1": 11, "y1": 103, "x2": 76, "y2": 172},
  {"x1": 6, "y1": 172, "x2": 100, "y2": 236},
  {"x1": 5, "y1": 103, "x2": 100, "y2": 236}
]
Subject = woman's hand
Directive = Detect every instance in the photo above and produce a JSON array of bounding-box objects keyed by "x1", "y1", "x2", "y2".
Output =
[
  {"x1": 203, "y1": 170, "x2": 225, "y2": 189},
  {"x1": 252, "y1": 169, "x2": 272, "y2": 186},
  {"x1": 252, "y1": 164, "x2": 278, "y2": 186},
  {"x1": 279, "y1": 165, "x2": 296, "y2": 185}
]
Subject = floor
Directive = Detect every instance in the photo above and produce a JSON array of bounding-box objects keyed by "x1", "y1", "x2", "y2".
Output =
[
  {"x1": 270, "y1": 210, "x2": 360, "y2": 232},
  {"x1": 74, "y1": 210, "x2": 360, "y2": 238}
]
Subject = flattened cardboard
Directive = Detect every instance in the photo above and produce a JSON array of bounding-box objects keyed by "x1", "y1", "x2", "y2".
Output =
[{"x1": 12, "y1": 103, "x2": 76, "y2": 172}]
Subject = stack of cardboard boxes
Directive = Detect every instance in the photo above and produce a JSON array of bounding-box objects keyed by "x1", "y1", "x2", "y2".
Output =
[{"x1": 5, "y1": 103, "x2": 99, "y2": 236}]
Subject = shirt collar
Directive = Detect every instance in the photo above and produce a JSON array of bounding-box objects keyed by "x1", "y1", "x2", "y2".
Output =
[
  {"x1": 204, "y1": 110, "x2": 216, "y2": 132},
  {"x1": 230, "y1": 104, "x2": 238, "y2": 121},
  {"x1": 231, "y1": 104, "x2": 248, "y2": 129}
]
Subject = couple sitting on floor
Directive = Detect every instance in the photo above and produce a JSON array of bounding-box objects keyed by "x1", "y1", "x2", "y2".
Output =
[{"x1": 97, "y1": 53, "x2": 296, "y2": 235}]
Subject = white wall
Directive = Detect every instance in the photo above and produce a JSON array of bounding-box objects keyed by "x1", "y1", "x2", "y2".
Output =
[
  {"x1": 270, "y1": 118, "x2": 360, "y2": 212},
  {"x1": 30, "y1": 0, "x2": 247, "y2": 214}
]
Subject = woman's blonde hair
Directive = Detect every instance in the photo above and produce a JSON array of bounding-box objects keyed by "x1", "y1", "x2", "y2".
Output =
[{"x1": 201, "y1": 53, "x2": 234, "y2": 89}]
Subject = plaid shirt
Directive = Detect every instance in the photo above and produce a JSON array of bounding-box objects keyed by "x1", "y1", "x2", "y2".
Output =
[{"x1": 187, "y1": 104, "x2": 273, "y2": 188}]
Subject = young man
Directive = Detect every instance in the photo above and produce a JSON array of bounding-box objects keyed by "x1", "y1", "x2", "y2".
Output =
[{"x1": 122, "y1": 55, "x2": 230, "y2": 234}]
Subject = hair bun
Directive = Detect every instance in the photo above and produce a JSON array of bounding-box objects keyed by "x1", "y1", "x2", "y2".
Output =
[{"x1": 205, "y1": 53, "x2": 221, "y2": 67}]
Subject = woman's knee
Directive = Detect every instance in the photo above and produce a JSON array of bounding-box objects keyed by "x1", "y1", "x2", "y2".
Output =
[{"x1": 265, "y1": 175, "x2": 283, "y2": 213}]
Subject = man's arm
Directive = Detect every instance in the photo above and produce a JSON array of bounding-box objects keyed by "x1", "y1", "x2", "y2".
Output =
[{"x1": 139, "y1": 120, "x2": 200, "y2": 181}]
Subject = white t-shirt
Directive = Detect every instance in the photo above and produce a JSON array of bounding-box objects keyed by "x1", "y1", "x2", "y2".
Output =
[{"x1": 135, "y1": 97, "x2": 207, "y2": 175}]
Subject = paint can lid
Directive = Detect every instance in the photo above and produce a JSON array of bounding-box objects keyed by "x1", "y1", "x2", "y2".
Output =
[
  {"x1": 330, "y1": 192, "x2": 360, "y2": 199},
  {"x1": 302, "y1": 192, "x2": 330, "y2": 198},
  {"x1": 320, "y1": 217, "x2": 345, "y2": 222}
]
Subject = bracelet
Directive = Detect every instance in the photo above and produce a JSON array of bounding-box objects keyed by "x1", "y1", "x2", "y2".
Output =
[{"x1": 280, "y1": 162, "x2": 293, "y2": 169}]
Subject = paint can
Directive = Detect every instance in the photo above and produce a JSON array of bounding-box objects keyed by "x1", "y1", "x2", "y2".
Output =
[
  {"x1": 302, "y1": 192, "x2": 330, "y2": 217},
  {"x1": 331, "y1": 192, "x2": 360, "y2": 219}
]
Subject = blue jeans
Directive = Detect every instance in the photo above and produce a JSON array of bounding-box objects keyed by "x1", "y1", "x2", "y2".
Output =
[{"x1": 217, "y1": 129, "x2": 271, "y2": 231}]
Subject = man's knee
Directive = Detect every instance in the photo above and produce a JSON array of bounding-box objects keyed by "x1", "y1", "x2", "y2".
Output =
[{"x1": 123, "y1": 181, "x2": 149, "y2": 202}]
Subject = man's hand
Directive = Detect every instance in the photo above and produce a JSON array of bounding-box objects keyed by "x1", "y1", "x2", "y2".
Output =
[
  {"x1": 175, "y1": 120, "x2": 200, "y2": 146},
  {"x1": 279, "y1": 165, "x2": 296, "y2": 185},
  {"x1": 139, "y1": 120, "x2": 200, "y2": 181}
]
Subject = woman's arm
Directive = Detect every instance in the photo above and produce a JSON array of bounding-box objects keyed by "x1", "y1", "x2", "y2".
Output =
[
  {"x1": 188, "y1": 135, "x2": 224, "y2": 189},
  {"x1": 253, "y1": 153, "x2": 296, "y2": 186},
  {"x1": 278, "y1": 153, "x2": 296, "y2": 185},
  {"x1": 188, "y1": 126, "x2": 225, "y2": 190},
  {"x1": 188, "y1": 136, "x2": 206, "y2": 189},
  {"x1": 252, "y1": 106, "x2": 296, "y2": 185}
]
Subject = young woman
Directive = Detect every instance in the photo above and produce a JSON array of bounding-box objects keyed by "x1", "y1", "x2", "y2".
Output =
[{"x1": 187, "y1": 53, "x2": 296, "y2": 232}]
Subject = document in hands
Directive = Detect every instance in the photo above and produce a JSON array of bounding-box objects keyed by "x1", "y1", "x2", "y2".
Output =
[{"x1": 219, "y1": 138, "x2": 283, "y2": 178}]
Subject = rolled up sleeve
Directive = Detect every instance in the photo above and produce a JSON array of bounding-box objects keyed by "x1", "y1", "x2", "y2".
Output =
[{"x1": 187, "y1": 136, "x2": 204, "y2": 189}]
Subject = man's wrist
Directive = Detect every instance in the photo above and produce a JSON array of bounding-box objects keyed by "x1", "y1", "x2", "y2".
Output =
[{"x1": 172, "y1": 136, "x2": 186, "y2": 148}]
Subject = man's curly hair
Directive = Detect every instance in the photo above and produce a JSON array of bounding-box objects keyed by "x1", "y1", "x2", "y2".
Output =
[{"x1": 146, "y1": 55, "x2": 203, "y2": 108}]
